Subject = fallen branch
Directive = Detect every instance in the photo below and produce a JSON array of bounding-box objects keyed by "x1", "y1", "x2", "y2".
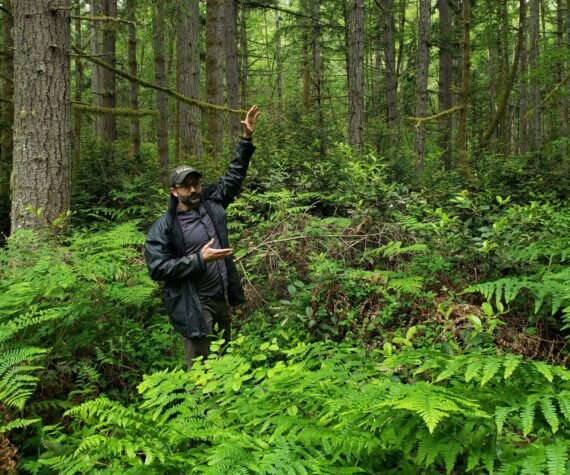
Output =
[{"x1": 72, "y1": 45, "x2": 248, "y2": 115}]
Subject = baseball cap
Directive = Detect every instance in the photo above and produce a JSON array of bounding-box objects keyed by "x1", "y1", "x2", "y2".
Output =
[{"x1": 169, "y1": 165, "x2": 202, "y2": 187}]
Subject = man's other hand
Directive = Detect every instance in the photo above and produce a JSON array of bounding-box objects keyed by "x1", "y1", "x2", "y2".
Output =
[
  {"x1": 200, "y1": 239, "x2": 233, "y2": 263},
  {"x1": 241, "y1": 105, "x2": 261, "y2": 139}
]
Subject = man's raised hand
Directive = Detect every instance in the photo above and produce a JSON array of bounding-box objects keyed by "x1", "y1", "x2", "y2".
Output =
[
  {"x1": 200, "y1": 238, "x2": 233, "y2": 263},
  {"x1": 241, "y1": 105, "x2": 261, "y2": 139}
]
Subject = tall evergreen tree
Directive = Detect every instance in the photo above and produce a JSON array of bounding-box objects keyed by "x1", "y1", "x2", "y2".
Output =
[
  {"x1": 347, "y1": 0, "x2": 365, "y2": 151},
  {"x1": 11, "y1": 0, "x2": 71, "y2": 231}
]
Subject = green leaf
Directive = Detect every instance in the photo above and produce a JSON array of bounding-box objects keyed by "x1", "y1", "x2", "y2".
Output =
[
  {"x1": 539, "y1": 398, "x2": 559, "y2": 433},
  {"x1": 533, "y1": 361, "x2": 554, "y2": 383},
  {"x1": 503, "y1": 354, "x2": 522, "y2": 379},
  {"x1": 546, "y1": 439, "x2": 567, "y2": 475},
  {"x1": 521, "y1": 401, "x2": 536, "y2": 436}
]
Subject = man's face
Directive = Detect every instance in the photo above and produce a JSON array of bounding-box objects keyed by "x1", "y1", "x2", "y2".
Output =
[{"x1": 171, "y1": 174, "x2": 203, "y2": 209}]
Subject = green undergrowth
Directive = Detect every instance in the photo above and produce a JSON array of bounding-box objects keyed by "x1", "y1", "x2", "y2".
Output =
[
  {"x1": 32, "y1": 335, "x2": 570, "y2": 474},
  {"x1": 1, "y1": 161, "x2": 569, "y2": 472}
]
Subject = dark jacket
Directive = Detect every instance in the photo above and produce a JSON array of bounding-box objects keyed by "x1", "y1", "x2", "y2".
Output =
[{"x1": 144, "y1": 139, "x2": 255, "y2": 338}]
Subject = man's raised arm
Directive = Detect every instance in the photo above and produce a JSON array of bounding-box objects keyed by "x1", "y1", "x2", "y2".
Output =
[{"x1": 214, "y1": 105, "x2": 261, "y2": 207}]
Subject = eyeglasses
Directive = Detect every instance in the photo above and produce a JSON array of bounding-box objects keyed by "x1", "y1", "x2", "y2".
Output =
[{"x1": 175, "y1": 181, "x2": 202, "y2": 191}]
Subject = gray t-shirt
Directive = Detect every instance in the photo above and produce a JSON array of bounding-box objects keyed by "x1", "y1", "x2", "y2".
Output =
[{"x1": 176, "y1": 203, "x2": 228, "y2": 298}]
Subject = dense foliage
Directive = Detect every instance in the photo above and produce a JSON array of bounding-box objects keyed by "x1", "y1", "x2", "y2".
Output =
[{"x1": 1, "y1": 141, "x2": 568, "y2": 472}]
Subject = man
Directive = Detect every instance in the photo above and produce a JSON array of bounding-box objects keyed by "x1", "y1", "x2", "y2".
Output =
[{"x1": 145, "y1": 105, "x2": 260, "y2": 370}]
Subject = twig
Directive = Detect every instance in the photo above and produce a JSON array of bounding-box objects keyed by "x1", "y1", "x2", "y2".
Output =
[
  {"x1": 238, "y1": 261, "x2": 268, "y2": 304},
  {"x1": 235, "y1": 233, "x2": 387, "y2": 263}
]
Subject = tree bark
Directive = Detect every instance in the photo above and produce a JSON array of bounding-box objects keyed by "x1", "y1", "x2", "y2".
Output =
[
  {"x1": 73, "y1": 3, "x2": 82, "y2": 175},
  {"x1": 458, "y1": 0, "x2": 472, "y2": 182},
  {"x1": 346, "y1": 0, "x2": 365, "y2": 152},
  {"x1": 529, "y1": 0, "x2": 541, "y2": 151},
  {"x1": 414, "y1": 0, "x2": 432, "y2": 172},
  {"x1": 11, "y1": 0, "x2": 72, "y2": 232},
  {"x1": 91, "y1": 0, "x2": 116, "y2": 143},
  {"x1": 0, "y1": 0, "x2": 13, "y2": 235},
  {"x1": 153, "y1": 0, "x2": 168, "y2": 171},
  {"x1": 275, "y1": 9, "x2": 283, "y2": 116},
  {"x1": 1, "y1": 0, "x2": 13, "y2": 165},
  {"x1": 205, "y1": 0, "x2": 225, "y2": 155},
  {"x1": 177, "y1": 0, "x2": 202, "y2": 159},
  {"x1": 438, "y1": 0, "x2": 453, "y2": 170},
  {"x1": 126, "y1": 0, "x2": 140, "y2": 159},
  {"x1": 496, "y1": 0, "x2": 510, "y2": 151},
  {"x1": 225, "y1": 0, "x2": 241, "y2": 141},
  {"x1": 519, "y1": 3, "x2": 528, "y2": 155},
  {"x1": 239, "y1": 1, "x2": 248, "y2": 108},
  {"x1": 381, "y1": 0, "x2": 398, "y2": 142}
]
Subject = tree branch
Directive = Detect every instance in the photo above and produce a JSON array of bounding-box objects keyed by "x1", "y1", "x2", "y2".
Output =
[
  {"x1": 524, "y1": 69, "x2": 570, "y2": 120},
  {"x1": 408, "y1": 105, "x2": 463, "y2": 127},
  {"x1": 72, "y1": 46, "x2": 248, "y2": 115},
  {"x1": 478, "y1": 0, "x2": 525, "y2": 150},
  {"x1": 71, "y1": 14, "x2": 136, "y2": 26},
  {"x1": 72, "y1": 102, "x2": 158, "y2": 117}
]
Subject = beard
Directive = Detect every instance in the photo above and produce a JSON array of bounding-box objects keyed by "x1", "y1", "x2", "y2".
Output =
[{"x1": 179, "y1": 192, "x2": 202, "y2": 208}]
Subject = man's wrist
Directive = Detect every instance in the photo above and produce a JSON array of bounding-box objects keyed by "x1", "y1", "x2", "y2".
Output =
[{"x1": 241, "y1": 136, "x2": 252, "y2": 142}]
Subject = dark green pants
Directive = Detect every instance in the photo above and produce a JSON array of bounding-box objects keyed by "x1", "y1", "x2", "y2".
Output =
[{"x1": 182, "y1": 297, "x2": 231, "y2": 371}]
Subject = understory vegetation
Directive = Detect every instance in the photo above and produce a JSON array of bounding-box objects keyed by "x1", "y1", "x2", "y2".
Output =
[{"x1": 1, "y1": 145, "x2": 569, "y2": 473}]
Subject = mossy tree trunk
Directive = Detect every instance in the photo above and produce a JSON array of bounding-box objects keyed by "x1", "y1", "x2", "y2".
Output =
[{"x1": 10, "y1": 0, "x2": 71, "y2": 232}]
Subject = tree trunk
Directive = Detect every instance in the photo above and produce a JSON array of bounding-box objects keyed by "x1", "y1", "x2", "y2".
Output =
[
  {"x1": 479, "y1": 0, "x2": 526, "y2": 151},
  {"x1": 73, "y1": 4, "x2": 82, "y2": 175},
  {"x1": 414, "y1": 0, "x2": 431, "y2": 172},
  {"x1": 153, "y1": 0, "x2": 168, "y2": 171},
  {"x1": 177, "y1": 0, "x2": 202, "y2": 159},
  {"x1": 11, "y1": 0, "x2": 72, "y2": 232},
  {"x1": 1, "y1": 0, "x2": 13, "y2": 165},
  {"x1": 1, "y1": 0, "x2": 13, "y2": 235},
  {"x1": 458, "y1": 0, "x2": 472, "y2": 182},
  {"x1": 312, "y1": 0, "x2": 325, "y2": 152},
  {"x1": 519, "y1": 1, "x2": 528, "y2": 155},
  {"x1": 205, "y1": 0, "x2": 225, "y2": 155},
  {"x1": 92, "y1": 0, "x2": 117, "y2": 143},
  {"x1": 239, "y1": 1, "x2": 248, "y2": 108},
  {"x1": 347, "y1": 0, "x2": 365, "y2": 152},
  {"x1": 225, "y1": 0, "x2": 241, "y2": 141},
  {"x1": 438, "y1": 0, "x2": 453, "y2": 170},
  {"x1": 126, "y1": 0, "x2": 140, "y2": 158},
  {"x1": 381, "y1": 0, "x2": 398, "y2": 142},
  {"x1": 275, "y1": 10, "x2": 283, "y2": 116},
  {"x1": 496, "y1": 0, "x2": 510, "y2": 152},
  {"x1": 529, "y1": 0, "x2": 541, "y2": 151}
]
